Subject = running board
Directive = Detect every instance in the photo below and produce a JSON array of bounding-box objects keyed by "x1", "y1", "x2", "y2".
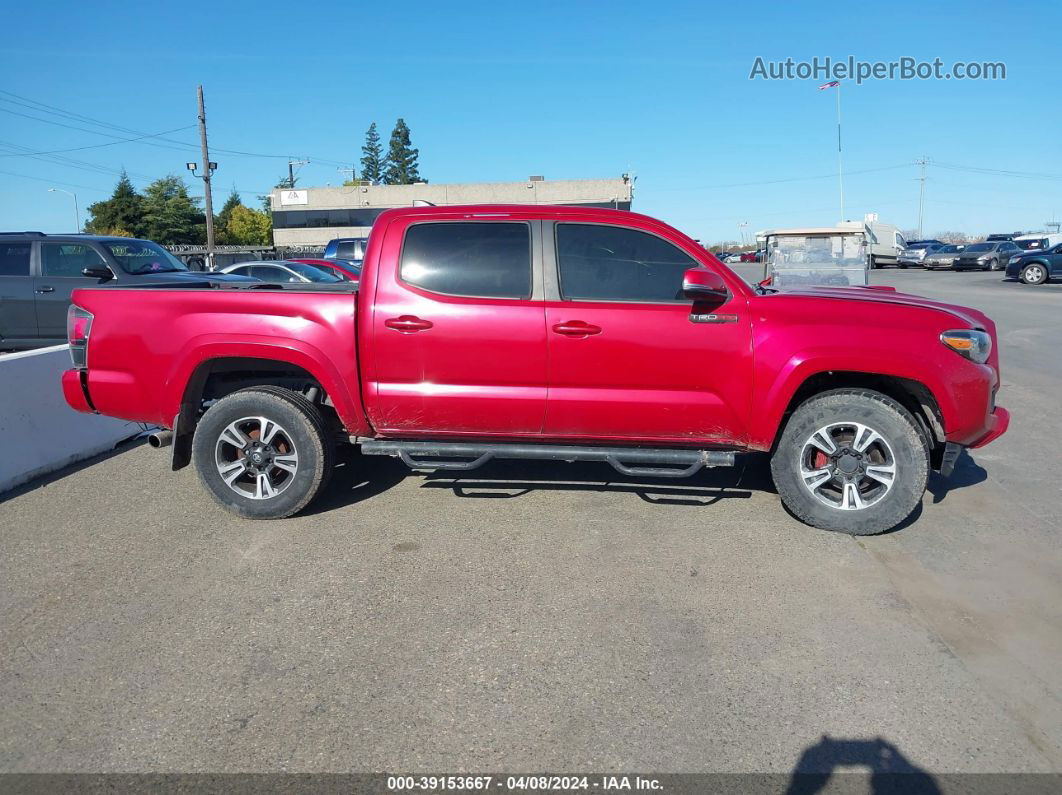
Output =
[{"x1": 359, "y1": 441, "x2": 735, "y2": 479}]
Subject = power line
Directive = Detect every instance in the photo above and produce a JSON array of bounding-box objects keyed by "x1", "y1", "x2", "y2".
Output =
[
  {"x1": 0, "y1": 168, "x2": 109, "y2": 192},
  {"x1": 650, "y1": 164, "x2": 912, "y2": 193},
  {"x1": 0, "y1": 90, "x2": 351, "y2": 166},
  {"x1": 0, "y1": 125, "x2": 197, "y2": 157}
]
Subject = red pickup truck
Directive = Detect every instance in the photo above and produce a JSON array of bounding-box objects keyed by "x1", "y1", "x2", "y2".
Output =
[{"x1": 62, "y1": 205, "x2": 1009, "y2": 535}]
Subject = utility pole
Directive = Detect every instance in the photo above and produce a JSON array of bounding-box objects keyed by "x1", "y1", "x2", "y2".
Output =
[
  {"x1": 338, "y1": 165, "x2": 357, "y2": 183},
  {"x1": 196, "y1": 86, "x2": 216, "y2": 269},
  {"x1": 916, "y1": 157, "x2": 929, "y2": 240},
  {"x1": 287, "y1": 159, "x2": 309, "y2": 189}
]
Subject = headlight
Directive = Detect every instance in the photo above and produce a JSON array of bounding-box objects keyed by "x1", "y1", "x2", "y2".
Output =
[
  {"x1": 977, "y1": 255, "x2": 989, "y2": 261},
  {"x1": 1009, "y1": 256, "x2": 1022, "y2": 264},
  {"x1": 941, "y1": 329, "x2": 992, "y2": 364}
]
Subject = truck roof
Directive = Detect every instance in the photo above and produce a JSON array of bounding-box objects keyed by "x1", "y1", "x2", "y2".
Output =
[{"x1": 373, "y1": 203, "x2": 659, "y2": 225}]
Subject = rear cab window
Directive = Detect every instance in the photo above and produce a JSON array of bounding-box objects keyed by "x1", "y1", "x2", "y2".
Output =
[{"x1": 400, "y1": 222, "x2": 531, "y2": 299}]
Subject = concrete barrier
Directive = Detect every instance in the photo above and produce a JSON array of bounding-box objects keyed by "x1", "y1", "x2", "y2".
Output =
[{"x1": 0, "y1": 345, "x2": 143, "y2": 494}]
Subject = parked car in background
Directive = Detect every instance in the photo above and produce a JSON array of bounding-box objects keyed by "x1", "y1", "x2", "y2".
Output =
[
  {"x1": 922, "y1": 244, "x2": 966, "y2": 269},
  {"x1": 864, "y1": 221, "x2": 905, "y2": 268},
  {"x1": 220, "y1": 260, "x2": 344, "y2": 283},
  {"x1": 740, "y1": 249, "x2": 765, "y2": 262},
  {"x1": 64, "y1": 203, "x2": 1009, "y2": 535},
  {"x1": 323, "y1": 237, "x2": 369, "y2": 263},
  {"x1": 1014, "y1": 233, "x2": 1062, "y2": 252},
  {"x1": 986, "y1": 233, "x2": 1022, "y2": 242},
  {"x1": 0, "y1": 232, "x2": 253, "y2": 351},
  {"x1": 952, "y1": 240, "x2": 1023, "y2": 271},
  {"x1": 288, "y1": 258, "x2": 361, "y2": 282},
  {"x1": 1005, "y1": 242, "x2": 1062, "y2": 285},
  {"x1": 725, "y1": 253, "x2": 744, "y2": 264},
  {"x1": 897, "y1": 240, "x2": 944, "y2": 268}
]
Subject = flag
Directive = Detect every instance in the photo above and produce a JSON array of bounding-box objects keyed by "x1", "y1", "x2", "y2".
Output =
[{"x1": 819, "y1": 81, "x2": 840, "y2": 89}]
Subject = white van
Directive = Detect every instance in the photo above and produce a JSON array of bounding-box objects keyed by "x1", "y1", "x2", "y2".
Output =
[
  {"x1": 1015, "y1": 233, "x2": 1062, "y2": 252},
  {"x1": 837, "y1": 220, "x2": 904, "y2": 268}
]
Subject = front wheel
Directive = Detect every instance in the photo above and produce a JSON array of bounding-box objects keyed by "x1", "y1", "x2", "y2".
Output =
[
  {"x1": 1021, "y1": 264, "x2": 1048, "y2": 285},
  {"x1": 192, "y1": 386, "x2": 335, "y2": 519},
  {"x1": 771, "y1": 389, "x2": 929, "y2": 535}
]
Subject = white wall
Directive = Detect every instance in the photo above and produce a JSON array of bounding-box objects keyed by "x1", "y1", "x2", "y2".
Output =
[{"x1": 0, "y1": 345, "x2": 142, "y2": 493}]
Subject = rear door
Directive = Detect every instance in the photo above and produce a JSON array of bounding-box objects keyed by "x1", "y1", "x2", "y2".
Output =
[
  {"x1": 34, "y1": 242, "x2": 111, "y2": 340},
  {"x1": 0, "y1": 241, "x2": 36, "y2": 344},
  {"x1": 542, "y1": 221, "x2": 753, "y2": 445},
  {"x1": 368, "y1": 218, "x2": 547, "y2": 436}
]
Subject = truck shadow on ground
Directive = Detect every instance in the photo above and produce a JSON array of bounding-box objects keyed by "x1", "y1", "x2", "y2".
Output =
[
  {"x1": 926, "y1": 448, "x2": 987, "y2": 505},
  {"x1": 786, "y1": 735, "x2": 940, "y2": 794}
]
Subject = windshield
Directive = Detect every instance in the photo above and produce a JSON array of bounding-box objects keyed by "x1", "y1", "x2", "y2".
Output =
[
  {"x1": 938, "y1": 245, "x2": 963, "y2": 253},
  {"x1": 965, "y1": 243, "x2": 994, "y2": 253},
  {"x1": 103, "y1": 240, "x2": 188, "y2": 274},
  {"x1": 287, "y1": 262, "x2": 342, "y2": 282},
  {"x1": 1017, "y1": 238, "x2": 1047, "y2": 250}
]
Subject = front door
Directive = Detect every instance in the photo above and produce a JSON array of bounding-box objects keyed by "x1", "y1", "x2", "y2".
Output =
[
  {"x1": 34, "y1": 242, "x2": 111, "y2": 340},
  {"x1": 368, "y1": 219, "x2": 548, "y2": 436},
  {"x1": 543, "y1": 222, "x2": 753, "y2": 446}
]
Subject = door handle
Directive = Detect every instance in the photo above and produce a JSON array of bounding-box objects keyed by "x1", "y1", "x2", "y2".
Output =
[
  {"x1": 35, "y1": 286, "x2": 55, "y2": 294},
  {"x1": 384, "y1": 315, "x2": 434, "y2": 333},
  {"x1": 552, "y1": 320, "x2": 602, "y2": 337}
]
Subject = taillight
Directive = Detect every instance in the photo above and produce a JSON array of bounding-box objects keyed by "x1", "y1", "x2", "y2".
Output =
[{"x1": 67, "y1": 305, "x2": 93, "y2": 368}]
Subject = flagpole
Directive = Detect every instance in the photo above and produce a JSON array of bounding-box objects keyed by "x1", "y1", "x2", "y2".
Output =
[{"x1": 837, "y1": 83, "x2": 844, "y2": 222}]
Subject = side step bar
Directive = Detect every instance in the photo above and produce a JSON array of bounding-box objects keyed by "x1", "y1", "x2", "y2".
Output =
[{"x1": 359, "y1": 440, "x2": 736, "y2": 479}]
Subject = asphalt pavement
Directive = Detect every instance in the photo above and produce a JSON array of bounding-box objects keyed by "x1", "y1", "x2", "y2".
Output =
[{"x1": 1, "y1": 266, "x2": 1060, "y2": 776}]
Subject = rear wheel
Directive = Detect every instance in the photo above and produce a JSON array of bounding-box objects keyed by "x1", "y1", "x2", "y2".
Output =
[
  {"x1": 1021, "y1": 263, "x2": 1048, "y2": 285},
  {"x1": 771, "y1": 389, "x2": 929, "y2": 535},
  {"x1": 192, "y1": 387, "x2": 334, "y2": 519}
]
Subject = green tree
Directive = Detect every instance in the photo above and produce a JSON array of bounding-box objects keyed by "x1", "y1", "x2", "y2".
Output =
[
  {"x1": 140, "y1": 176, "x2": 204, "y2": 244},
  {"x1": 84, "y1": 171, "x2": 145, "y2": 237},
  {"x1": 216, "y1": 188, "x2": 244, "y2": 244},
  {"x1": 360, "y1": 122, "x2": 384, "y2": 184},
  {"x1": 226, "y1": 204, "x2": 273, "y2": 246},
  {"x1": 383, "y1": 118, "x2": 423, "y2": 185}
]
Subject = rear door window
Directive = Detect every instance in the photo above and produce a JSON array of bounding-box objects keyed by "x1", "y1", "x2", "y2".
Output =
[
  {"x1": 0, "y1": 243, "x2": 31, "y2": 276},
  {"x1": 400, "y1": 222, "x2": 531, "y2": 299}
]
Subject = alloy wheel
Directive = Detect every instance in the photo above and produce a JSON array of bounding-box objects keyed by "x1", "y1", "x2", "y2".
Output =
[
  {"x1": 799, "y1": 422, "x2": 897, "y2": 511},
  {"x1": 214, "y1": 416, "x2": 299, "y2": 500}
]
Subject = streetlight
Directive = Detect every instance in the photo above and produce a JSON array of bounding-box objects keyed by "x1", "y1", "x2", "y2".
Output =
[{"x1": 48, "y1": 188, "x2": 80, "y2": 232}]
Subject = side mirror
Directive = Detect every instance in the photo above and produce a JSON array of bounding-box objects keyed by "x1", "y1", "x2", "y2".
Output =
[
  {"x1": 682, "y1": 267, "x2": 728, "y2": 301},
  {"x1": 83, "y1": 267, "x2": 114, "y2": 281}
]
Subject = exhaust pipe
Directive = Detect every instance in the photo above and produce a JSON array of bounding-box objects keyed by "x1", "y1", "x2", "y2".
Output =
[{"x1": 148, "y1": 430, "x2": 173, "y2": 449}]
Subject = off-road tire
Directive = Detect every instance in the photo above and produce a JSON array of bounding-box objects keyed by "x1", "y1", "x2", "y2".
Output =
[
  {"x1": 771, "y1": 389, "x2": 929, "y2": 535},
  {"x1": 193, "y1": 386, "x2": 335, "y2": 519}
]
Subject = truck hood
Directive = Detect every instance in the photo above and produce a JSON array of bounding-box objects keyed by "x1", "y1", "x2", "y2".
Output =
[{"x1": 773, "y1": 285, "x2": 988, "y2": 328}]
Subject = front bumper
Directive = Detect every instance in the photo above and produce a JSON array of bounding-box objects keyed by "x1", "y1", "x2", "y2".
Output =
[{"x1": 969, "y1": 406, "x2": 1010, "y2": 449}]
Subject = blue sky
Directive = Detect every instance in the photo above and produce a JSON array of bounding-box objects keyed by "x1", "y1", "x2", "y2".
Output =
[{"x1": 2, "y1": 0, "x2": 1058, "y2": 243}]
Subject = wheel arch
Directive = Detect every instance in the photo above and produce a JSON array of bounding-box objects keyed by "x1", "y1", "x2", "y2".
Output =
[
  {"x1": 170, "y1": 350, "x2": 368, "y2": 470},
  {"x1": 761, "y1": 370, "x2": 945, "y2": 461}
]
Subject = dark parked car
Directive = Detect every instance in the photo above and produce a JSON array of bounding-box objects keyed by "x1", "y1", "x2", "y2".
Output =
[
  {"x1": 1005, "y1": 242, "x2": 1062, "y2": 285},
  {"x1": 323, "y1": 237, "x2": 369, "y2": 263},
  {"x1": 0, "y1": 232, "x2": 253, "y2": 351},
  {"x1": 288, "y1": 257, "x2": 361, "y2": 282},
  {"x1": 952, "y1": 240, "x2": 1023, "y2": 271}
]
